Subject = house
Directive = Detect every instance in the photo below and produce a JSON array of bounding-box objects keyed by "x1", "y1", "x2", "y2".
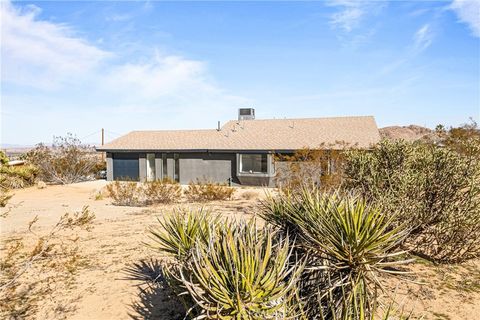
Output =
[{"x1": 96, "y1": 109, "x2": 380, "y2": 186}]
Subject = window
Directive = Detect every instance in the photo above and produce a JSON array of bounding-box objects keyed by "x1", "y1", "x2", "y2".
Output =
[{"x1": 239, "y1": 154, "x2": 268, "y2": 174}]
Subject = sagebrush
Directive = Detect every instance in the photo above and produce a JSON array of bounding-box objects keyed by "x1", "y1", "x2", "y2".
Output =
[
  {"x1": 144, "y1": 178, "x2": 182, "y2": 204},
  {"x1": 26, "y1": 134, "x2": 100, "y2": 184},
  {"x1": 344, "y1": 138, "x2": 480, "y2": 263},
  {"x1": 106, "y1": 181, "x2": 143, "y2": 206},
  {"x1": 184, "y1": 179, "x2": 234, "y2": 202}
]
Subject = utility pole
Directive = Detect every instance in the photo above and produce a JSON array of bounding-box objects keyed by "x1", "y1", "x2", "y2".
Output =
[{"x1": 101, "y1": 128, "x2": 105, "y2": 161}]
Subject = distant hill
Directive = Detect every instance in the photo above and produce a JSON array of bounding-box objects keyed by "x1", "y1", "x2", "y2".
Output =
[{"x1": 379, "y1": 125, "x2": 437, "y2": 142}]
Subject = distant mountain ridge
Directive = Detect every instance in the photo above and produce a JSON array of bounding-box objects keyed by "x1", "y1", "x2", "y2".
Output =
[{"x1": 379, "y1": 125, "x2": 436, "y2": 142}]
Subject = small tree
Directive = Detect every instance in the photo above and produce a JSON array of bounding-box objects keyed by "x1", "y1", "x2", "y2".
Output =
[{"x1": 27, "y1": 134, "x2": 98, "y2": 184}]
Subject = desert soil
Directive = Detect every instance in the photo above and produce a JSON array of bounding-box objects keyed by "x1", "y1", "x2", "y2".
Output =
[{"x1": 1, "y1": 181, "x2": 479, "y2": 319}]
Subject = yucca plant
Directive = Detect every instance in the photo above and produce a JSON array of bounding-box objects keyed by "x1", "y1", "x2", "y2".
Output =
[
  {"x1": 180, "y1": 221, "x2": 304, "y2": 320},
  {"x1": 148, "y1": 210, "x2": 221, "y2": 316},
  {"x1": 148, "y1": 209, "x2": 219, "y2": 262},
  {"x1": 262, "y1": 188, "x2": 411, "y2": 319}
]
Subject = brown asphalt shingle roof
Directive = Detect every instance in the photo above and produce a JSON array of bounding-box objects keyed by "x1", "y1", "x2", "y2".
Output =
[{"x1": 97, "y1": 116, "x2": 380, "y2": 151}]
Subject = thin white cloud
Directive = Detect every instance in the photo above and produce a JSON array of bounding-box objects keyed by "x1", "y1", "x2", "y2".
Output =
[
  {"x1": 450, "y1": 0, "x2": 480, "y2": 37},
  {"x1": 1, "y1": 1, "x2": 247, "y2": 101},
  {"x1": 1, "y1": 1, "x2": 110, "y2": 89},
  {"x1": 105, "y1": 13, "x2": 132, "y2": 22},
  {"x1": 1, "y1": 1, "x2": 250, "y2": 143},
  {"x1": 327, "y1": 0, "x2": 385, "y2": 32},
  {"x1": 413, "y1": 24, "x2": 434, "y2": 52}
]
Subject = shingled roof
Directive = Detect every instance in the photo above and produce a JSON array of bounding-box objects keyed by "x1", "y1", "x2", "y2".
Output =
[{"x1": 97, "y1": 116, "x2": 380, "y2": 151}]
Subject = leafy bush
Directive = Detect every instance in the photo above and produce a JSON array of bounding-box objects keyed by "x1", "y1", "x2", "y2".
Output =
[
  {"x1": 149, "y1": 211, "x2": 303, "y2": 319},
  {"x1": 274, "y1": 143, "x2": 350, "y2": 194},
  {"x1": 262, "y1": 189, "x2": 410, "y2": 319},
  {"x1": 185, "y1": 179, "x2": 234, "y2": 202},
  {"x1": 344, "y1": 138, "x2": 480, "y2": 263},
  {"x1": 106, "y1": 181, "x2": 142, "y2": 206},
  {"x1": 26, "y1": 134, "x2": 97, "y2": 184},
  {"x1": 144, "y1": 178, "x2": 182, "y2": 204}
]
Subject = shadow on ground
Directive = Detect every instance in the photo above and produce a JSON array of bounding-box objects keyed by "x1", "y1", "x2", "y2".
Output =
[{"x1": 123, "y1": 259, "x2": 184, "y2": 320}]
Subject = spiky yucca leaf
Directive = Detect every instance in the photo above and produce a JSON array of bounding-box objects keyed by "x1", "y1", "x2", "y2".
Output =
[
  {"x1": 148, "y1": 209, "x2": 219, "y2": 261},
  {"x1": 262, "y1": 188, "x2": 411, "y2": 319},
  {"x1": 181, "y1": 221, "x2": 304, "y2": 320}
]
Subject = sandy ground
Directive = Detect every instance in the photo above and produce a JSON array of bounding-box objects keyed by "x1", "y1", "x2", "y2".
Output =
[{"x1": 1, "y1": 181, "x2": 479, "y2": 319}]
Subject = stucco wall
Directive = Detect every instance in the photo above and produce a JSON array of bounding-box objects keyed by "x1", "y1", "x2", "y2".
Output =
[{"x1": 109, "y1": 151, "x2": 278, "y2": 186}]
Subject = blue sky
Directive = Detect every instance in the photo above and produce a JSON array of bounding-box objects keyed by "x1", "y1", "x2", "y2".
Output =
[{"x1": 1, "y1": 0, "x2": 479, "y2": 145}]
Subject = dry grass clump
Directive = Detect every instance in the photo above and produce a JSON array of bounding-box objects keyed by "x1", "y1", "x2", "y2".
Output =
[
  {"x1": 106, "y1": 181, "x2": 142, "y2": 206},
  {"x1": 184, "y1": 179, "x2": 234, "y2": 202},
  {"x1": 0, "y1": 206, "x2": 95, "y2": 319},
  {"x1": 106, "y1": 179, "x2": 182, "y2": 206},
  {"x1": 240, "y1": 190, "x2": 259, "y2": 200},
  {"x1": 144, "y1": 178, "x2": 182, "y2": 204},
  {"x1": 0, "y1": 190, "x2": 12, "y2": 208}
]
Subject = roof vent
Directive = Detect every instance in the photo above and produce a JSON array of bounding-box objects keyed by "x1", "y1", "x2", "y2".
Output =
[{"x1": 238, "y1": 108, "x2": 255, "y2": 121}]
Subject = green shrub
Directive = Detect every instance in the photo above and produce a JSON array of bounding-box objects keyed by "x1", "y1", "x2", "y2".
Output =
[
  {"x1": 144, "y1": 178, "x2": 182, "y2": 204},
  {"x1": 0, "y1": 165, "x2": 38, "y2": 189},
  {"x1": 262, "y1": 189, "x2": 410, "y2": 319},
  {"x1": 344, "y1": 139, "x2": 480, "y2": 263},
  {"x1": 185, "y1": 179, "x2": 234, "y2": 202},
  {"x1": 105, "y1": 181, "x2": 142, "y2": 206}
]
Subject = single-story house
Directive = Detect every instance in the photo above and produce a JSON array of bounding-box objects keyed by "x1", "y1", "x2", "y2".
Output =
[{"x1": 96, "y1": 109, "x2": 380, "y2": 186}]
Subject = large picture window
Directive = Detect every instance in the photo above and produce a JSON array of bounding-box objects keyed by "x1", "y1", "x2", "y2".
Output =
[{"x1": 239, "y1": 154, "x2": 268, "y2": 174}]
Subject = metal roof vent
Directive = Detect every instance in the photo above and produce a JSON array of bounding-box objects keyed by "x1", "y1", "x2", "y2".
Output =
[{"x1": 238, "y1": 108, "x2": 255, "y2": 121}]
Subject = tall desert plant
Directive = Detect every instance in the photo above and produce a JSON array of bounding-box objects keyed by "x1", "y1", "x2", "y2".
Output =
[
  {"x1": 344, "y1": 138, "x2": 480, "y2": 263},
  {"x1": 26, "y1": 134, "x2": 97, "y2": 184},
  {"x1": 262, "y1": 189, "x2": 411, "y2": 319},
  {"x1": 148, "y1": 210, "x2": 219, "y2": 262},
  {"x1": 181, "y1": 221, "x2": 304, "y2": 320}
]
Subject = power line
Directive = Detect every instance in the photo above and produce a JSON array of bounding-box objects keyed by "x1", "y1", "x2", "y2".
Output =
[{"x1": 80, "y1": 130, "x2": 101, "y2": 141}]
